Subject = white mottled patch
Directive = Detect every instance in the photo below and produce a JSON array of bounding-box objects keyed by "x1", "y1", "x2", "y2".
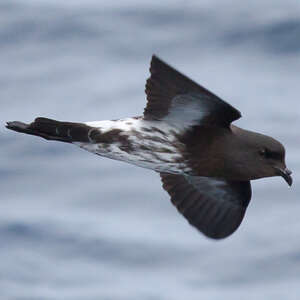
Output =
[
  {"x1": 74, "y1": 117, "x2": 192, "y2": 174},
  {"x1": 85, "y1": 118, "x2": 137, "y2": 133}
]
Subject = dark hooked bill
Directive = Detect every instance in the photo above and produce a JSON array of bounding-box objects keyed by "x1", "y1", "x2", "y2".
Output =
[{"x1": 275, "y1": 167, "x2": 293, "y2": 186}]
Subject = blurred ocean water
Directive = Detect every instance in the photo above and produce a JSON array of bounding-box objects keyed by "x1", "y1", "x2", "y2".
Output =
[{"x1": 1, "y1": 0, "x2": 300, "y2": 299}]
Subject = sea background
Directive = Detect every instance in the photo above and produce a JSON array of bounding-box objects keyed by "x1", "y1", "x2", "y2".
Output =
[{"x1": 1, "y1": 1, "x2": 300, "y2": 299}]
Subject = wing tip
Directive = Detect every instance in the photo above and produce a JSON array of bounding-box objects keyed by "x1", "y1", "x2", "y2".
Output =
[
  {"x1": 150, "y1": 54, "x2": 164, "y2": 73},
  {"x1": 202, "y1": 209, "x2": 246, "y2": 240},
  {"x1": 6, "y1": 121, "x2": 30, "y2": 132},
  {"x1": 151, "y1": 54, "x2": 160, "y2": 61}
]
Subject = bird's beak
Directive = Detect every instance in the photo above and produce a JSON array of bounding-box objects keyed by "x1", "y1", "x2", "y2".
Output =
[{"x1": 275, "y1": 167, "x2": 293, "y2": 186}]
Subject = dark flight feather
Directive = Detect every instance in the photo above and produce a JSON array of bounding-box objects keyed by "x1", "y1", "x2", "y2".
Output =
[
  {"x1": 6, "y1": 118, "x2": 92, "y2": 143},
  {"x1": 144, "y1": 55, "x2": 241, "y2": 127},
  {"x1": 160, "y1": 173, "x2": 252, "y2": 239}
]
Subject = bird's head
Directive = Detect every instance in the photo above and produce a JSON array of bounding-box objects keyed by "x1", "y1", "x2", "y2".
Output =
[
  {"x1": 230, "y1": 126, "x2": 293, "y2": 185},
  {"x1": 255, "y1": 136, "x2": 292, "y2": 186}
]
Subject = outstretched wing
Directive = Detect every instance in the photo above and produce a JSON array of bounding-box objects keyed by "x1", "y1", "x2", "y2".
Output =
[
  {"x1": 144, "y1": 55, "x2": 241, "y2": 128},
  {"x1": 160, "y1": 173, "x2": 251, "y2": 239}
]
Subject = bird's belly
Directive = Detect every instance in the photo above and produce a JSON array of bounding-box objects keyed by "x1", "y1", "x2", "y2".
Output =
[{"x1": 74, "y1": 118, "x2": 192, "y2": 174}]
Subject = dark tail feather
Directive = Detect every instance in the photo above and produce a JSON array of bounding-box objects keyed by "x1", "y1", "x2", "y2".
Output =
[{"x1": 6, "y1": 117, "x2": 92, "y2": 143}]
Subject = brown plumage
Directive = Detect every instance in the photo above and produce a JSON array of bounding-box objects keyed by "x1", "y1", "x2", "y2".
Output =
[{"x1": 6, "y1": 55, "x2": 292, "y2": 239}]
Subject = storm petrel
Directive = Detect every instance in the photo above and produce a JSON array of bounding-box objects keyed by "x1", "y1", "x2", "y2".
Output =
[{"x1": 6, "y1": 55, "x2": 292, "y2": 239}]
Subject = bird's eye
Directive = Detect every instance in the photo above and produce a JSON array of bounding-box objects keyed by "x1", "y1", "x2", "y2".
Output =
[
  {"x1": 259, "y1": 149, "x2": 267, "y2": 157},
  {"x1": 259, "y1": 148, "x2": 280, "y2": 160}
]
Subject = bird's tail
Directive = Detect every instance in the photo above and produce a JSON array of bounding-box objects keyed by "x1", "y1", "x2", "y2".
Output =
[{"x1": 6, "y1": 117, "x2": 92, "y2": 143}]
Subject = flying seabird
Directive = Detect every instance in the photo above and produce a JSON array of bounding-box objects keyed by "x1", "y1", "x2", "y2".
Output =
[{"x1": 6, "y1": 55, "x2": 293, "y2": 239}]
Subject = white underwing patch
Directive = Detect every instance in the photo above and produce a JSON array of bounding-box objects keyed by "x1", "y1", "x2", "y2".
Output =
[{"x1": 163, "y1": 94, "x2": 209, "y2": 128}]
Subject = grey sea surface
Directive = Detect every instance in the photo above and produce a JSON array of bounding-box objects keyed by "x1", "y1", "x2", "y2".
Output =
[{"x1": 1, "y1": 1, "x2": 300, "y2": 299}]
